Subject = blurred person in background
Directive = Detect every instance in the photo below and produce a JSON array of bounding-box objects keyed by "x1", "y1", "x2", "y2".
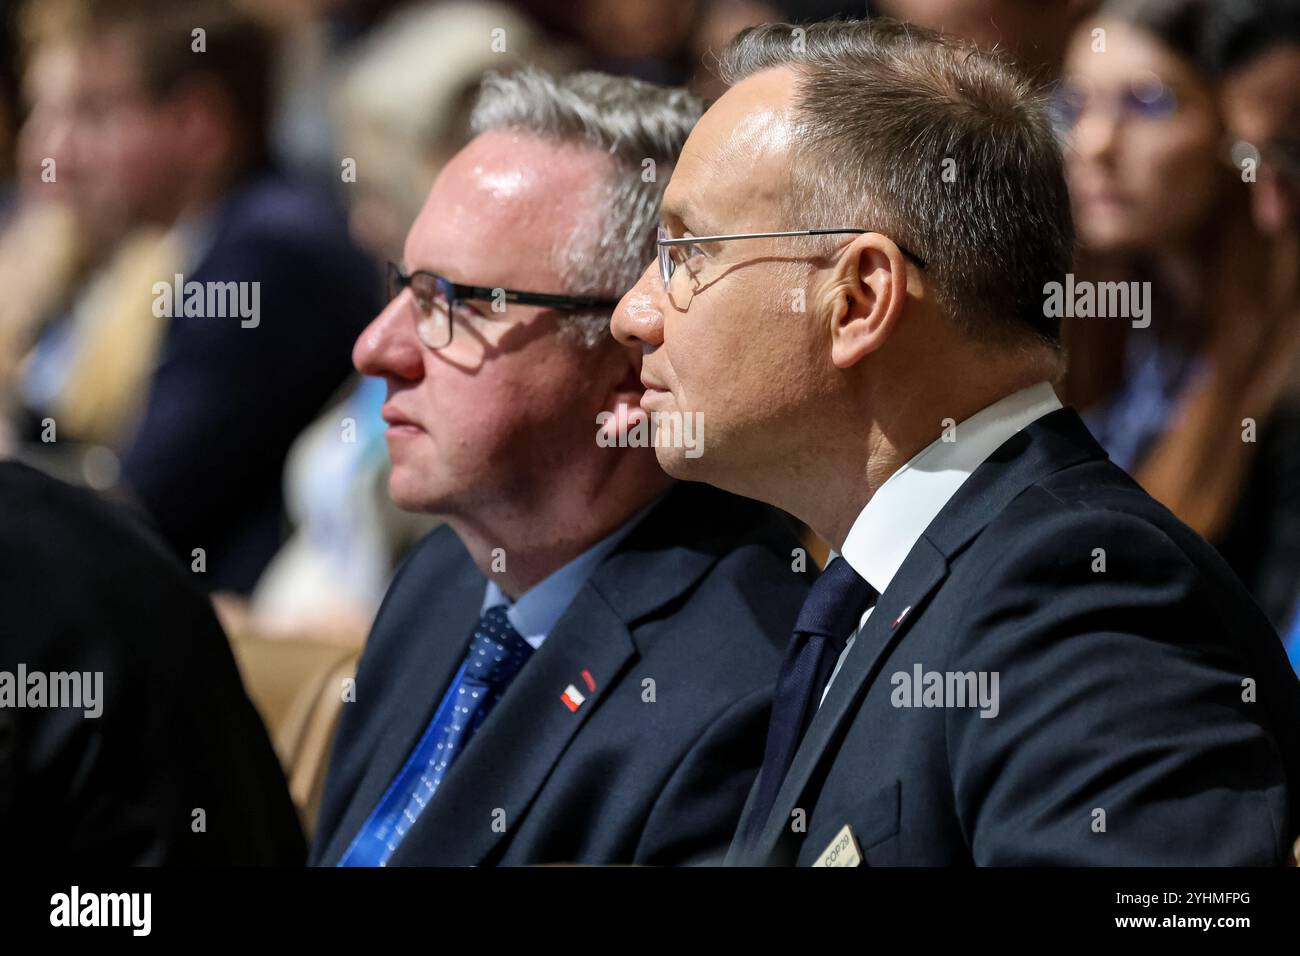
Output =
[
  {"x1": 16, "y1": 0, "x2": 381, "y2": 594},
  {"x1": 689, "y1": 0, "x2": 784, "y2": 100},
  {"x1": 1057, "y1": 0, "x2": 1300, "y2": 629},
  {"x1": 563, "y1": 0, "x2": 699, "y2": 85},
  {"x1": 225, "y1": 0, "x2": 549, "y2": 646},
  {"x1": 333, "y1": 1, "x2": 550, "y2": 265},
  {"x1": 1202, "y1": 0, "x2": 1300, "y2": 667},
  {"x1": 552, "y1": 0, "x2": 784, "y2": 91},
  {"x1": 0, "y1": 1, "x2": 176, "y2": 467},
  {"x1": 872, "y1": 0, "x2": 1101, "y2": 80},
  {"x1": 234, "y1": 0, "x2": 424, "y2": 194},
  {"x1": 1206, "y1": 0, "x2": 1300, "y2": 238},
  {"x1": 0, "y1": 7, "x2": 15, "y2": 199}
]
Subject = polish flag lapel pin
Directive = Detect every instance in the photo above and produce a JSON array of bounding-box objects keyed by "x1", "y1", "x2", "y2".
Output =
[
  {"x1": 892, "y1": 605, "x2": 912, "y2": 629},
  {"x1": 561, "y1": 685, "x2": 586, "y2": 712},
  {"x1": 562, "y1": 669, "x2": 597, "y2": 712}
]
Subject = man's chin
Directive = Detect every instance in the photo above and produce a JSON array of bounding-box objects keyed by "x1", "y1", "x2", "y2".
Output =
[
  {"x1": 387, "y1": 471, "x2": 450, "y2": 515},
  {"x1": 653, "y1": 445, "x2": 696, "y2": 481}
]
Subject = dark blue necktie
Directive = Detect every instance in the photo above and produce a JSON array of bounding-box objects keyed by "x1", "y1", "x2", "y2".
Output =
[
  {"x1": 738, "y1": 557, "x2": 877, "y2": 851},
  {"x1": 339, "y1": 605, "x2": 534, "y2": 866}
]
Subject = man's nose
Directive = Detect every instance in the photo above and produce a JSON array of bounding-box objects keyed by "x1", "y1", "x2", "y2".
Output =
[
  {"x1": 353, "y1": 294, "x2": 424, "y2": 381},
  {"x1": 610, "y1": 262, "x2": 666, "y2": 350}
]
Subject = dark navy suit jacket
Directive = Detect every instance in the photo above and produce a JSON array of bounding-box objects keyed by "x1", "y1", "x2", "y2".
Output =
[
  {"x1": 121, "y1": 170, "x2": 380, "y2": 593},
  {"x1": 729, "y1": 408, "x2": 1300, "y2": 866},
  {"x1": 312, "y1": 483, "x2": 811, "y2": 866}
]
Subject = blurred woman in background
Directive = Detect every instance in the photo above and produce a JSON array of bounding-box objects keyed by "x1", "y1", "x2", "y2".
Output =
[{"x1": 1058, "y1": 0, "x2": 1300, "y2": 627}]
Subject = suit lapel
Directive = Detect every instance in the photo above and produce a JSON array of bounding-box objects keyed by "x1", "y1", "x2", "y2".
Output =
[
  {"x1": 321, "y1": 559, "x2": 482, "y2": 864},
  {"x1": 751, "y1": 537, "x2": 948, "y2": 859},
  {"x1": 726, "y1": 768, "x2": 766, "y2": 864},
  {"x1": 392, "y1": 585, "x2": 635, "y2": 865}
]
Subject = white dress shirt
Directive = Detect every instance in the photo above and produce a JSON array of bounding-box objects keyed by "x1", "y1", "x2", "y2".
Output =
[{"x1": 820, "y1": 381, "x2": 1063, "y2": 706}]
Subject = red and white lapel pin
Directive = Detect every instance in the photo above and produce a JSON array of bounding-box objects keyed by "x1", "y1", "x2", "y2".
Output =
[{"x1": 561, "y1": 669, "x2": 598, "y2": 712}]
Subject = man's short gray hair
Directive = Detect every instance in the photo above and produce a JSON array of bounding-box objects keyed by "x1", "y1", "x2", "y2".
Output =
[
  {"x1": 719, "y1": 19, "x2": 1075, "y2": 348},
  {"x1": 470, "y1": 68, "x2": 704, "y2": 346}
]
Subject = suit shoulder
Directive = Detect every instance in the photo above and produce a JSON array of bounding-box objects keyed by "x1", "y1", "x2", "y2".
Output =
[
  {"x1": 952, "y1": 460, "x2": 1270, "y2": 651},
  {"x1": 976, "y1": 459, "x2": 1221, "y2": 575}
]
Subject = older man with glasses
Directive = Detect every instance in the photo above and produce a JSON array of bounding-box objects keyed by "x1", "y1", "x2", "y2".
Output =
[{"x1": 309, "y1": 68, "x2": 811, "y2": 867}]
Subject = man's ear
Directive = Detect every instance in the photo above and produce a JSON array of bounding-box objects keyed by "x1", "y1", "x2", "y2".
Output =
[{"x1": 821, "y1": 232, "x2": 909, "y2": 370}]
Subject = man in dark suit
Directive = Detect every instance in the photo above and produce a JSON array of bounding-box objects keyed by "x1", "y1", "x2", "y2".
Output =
[
  {"x1": 611, "y1": 18, "x2": 1300, "y2": 865},
  {"x1": 313, "y1": 483, "x2": 805, "y2": 865},
  {"x1": 0, "y1": 459, "x2": 305, "y2": 864},
  {"x1": 54, "y1": 0, "x2": 379, "y2": 593},
  {"x1": 311, "y1": 69, "x2": 809, "y2": 866}
]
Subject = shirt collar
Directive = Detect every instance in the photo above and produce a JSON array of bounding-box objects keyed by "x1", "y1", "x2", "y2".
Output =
[
  {"x1": 481, "y1": 495, "x2": 665, "y2": 649},
  {"x1": 839, "y1": 381, "x2": 1062, "y2": 595}
]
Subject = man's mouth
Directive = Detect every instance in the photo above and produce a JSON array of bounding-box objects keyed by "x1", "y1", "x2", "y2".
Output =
[{"x1": 381, "y1": 404, "x2": 424, "y2": 434}]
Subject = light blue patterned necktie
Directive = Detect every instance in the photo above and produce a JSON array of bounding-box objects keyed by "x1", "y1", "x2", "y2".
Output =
[{"x1": 339, "y1": 605, "x2": 534, "y2": 866}]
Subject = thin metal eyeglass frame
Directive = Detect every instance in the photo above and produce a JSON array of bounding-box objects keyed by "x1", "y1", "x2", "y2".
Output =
[{"x1": 656, "y1": 227, "x2": 928, "y2": 288}]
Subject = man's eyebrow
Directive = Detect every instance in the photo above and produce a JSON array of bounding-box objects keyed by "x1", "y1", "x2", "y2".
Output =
[{"x1": 661, "y1": 201, "x2": 712, "y2": 236}]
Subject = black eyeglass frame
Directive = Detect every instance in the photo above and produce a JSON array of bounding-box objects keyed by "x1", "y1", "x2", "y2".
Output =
[
  {"x1": 656, "y1": 227, "x2": 928, "y2": 289},
  {"x1": 387, "y1": 261, "x2": 621, "y2": 348}
]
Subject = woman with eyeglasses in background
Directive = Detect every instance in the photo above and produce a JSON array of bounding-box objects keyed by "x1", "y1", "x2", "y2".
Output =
[{"x1": 1056, "y1": 0, "x2": 1300, "y2": 631}]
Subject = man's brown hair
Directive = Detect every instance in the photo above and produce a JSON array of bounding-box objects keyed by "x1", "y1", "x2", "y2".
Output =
[{"x1": 719, "y1": 18, "x2": 1075, "y2": 348}]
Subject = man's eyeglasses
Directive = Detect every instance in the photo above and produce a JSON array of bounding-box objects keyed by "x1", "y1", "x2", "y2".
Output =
[
  {"x1": 387, "y1": 261, "x2": 620, "y2": 349},
  {"x1": 656, "y1": 226, "x2": 927, "y2": 290}
]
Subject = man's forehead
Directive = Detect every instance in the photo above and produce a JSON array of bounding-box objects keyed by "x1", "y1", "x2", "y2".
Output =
[
  {"x1": 663, "y1": 67, "x2": 799, "y2": 231},
  {"x1": 439, "y1": 130, "x2": 606, "y2": 205},
  {"x1": 404, "y1": 129, "x2": 603, "y2": 271}
]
